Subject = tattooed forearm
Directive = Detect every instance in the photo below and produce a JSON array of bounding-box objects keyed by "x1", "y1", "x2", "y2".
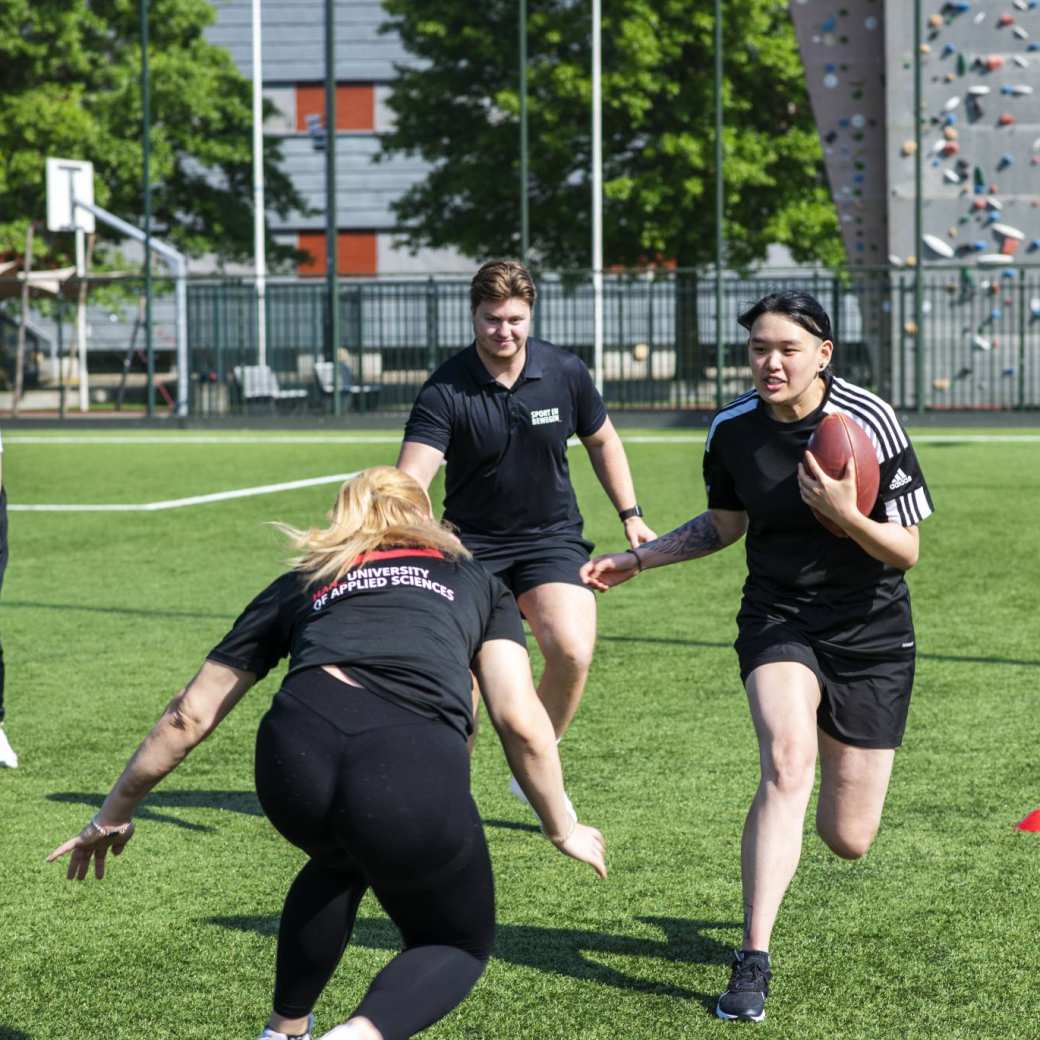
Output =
[{"x1": 641, "y1": 513, "x2": 723, "y2": 563}]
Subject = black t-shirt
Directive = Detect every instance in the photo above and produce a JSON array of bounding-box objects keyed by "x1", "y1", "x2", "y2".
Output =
[
  {"x1": 703, "y1": 374, "x2": 934, "y2": 642},
  {"x1": 207, "y1": 548, "x2": 525, "y2": 738},
  {"x1": 402, "y1": 338, "x2": 608, "y2": 540}
]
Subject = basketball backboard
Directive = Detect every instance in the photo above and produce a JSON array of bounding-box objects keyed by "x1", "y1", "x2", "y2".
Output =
[{"x1": 46, "y1": 158, "x2": 96, "y2": 233}]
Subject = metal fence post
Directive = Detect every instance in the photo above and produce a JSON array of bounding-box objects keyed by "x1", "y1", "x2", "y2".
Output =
[
  {"x1": 831, "y1": 275, "x2": 841, "y2": 352},
  {"x1": 57, "y1": 296, "x2": 66, "y2": 421},
  {"x1": 1018, "y1": 273, "x2": 1027, "y2": 411},
  {"x1": 425, "y1": 277, "x2": 439, "y2": 375}
]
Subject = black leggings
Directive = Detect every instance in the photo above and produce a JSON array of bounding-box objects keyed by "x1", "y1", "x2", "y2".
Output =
[{"x1": 254, "y1": 667, "x2": 495, "y2": 1040}]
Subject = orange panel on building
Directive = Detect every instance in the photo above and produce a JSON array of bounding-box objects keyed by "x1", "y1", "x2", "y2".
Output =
[
  {"x1": 339, "y1": 232, "x2": 377, "y2": 275},
  {"x1": 295, "y1": 84, "x2": 375, "y2": 132},
  {"x1": 297, "y1": 232, "x2": 378, "y2": 276}
]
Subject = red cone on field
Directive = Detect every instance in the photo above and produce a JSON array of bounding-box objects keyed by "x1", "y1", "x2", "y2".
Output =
[{"x1": 1016, "y1": 808, "x2": 1040, "y2": 831}]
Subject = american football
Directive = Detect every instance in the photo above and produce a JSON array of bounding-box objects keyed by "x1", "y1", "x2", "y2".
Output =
[{"x1": 806, "y1": 412, "x2": 881, "y2": 536}]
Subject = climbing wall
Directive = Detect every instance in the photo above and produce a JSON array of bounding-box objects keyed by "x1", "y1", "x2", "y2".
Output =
[
  {"x1": 887, "y1": 0, "x2": 1040, "y2": 407},
  {"x1": 791, "y1": 0, "x2": 1040, "y2": 408},
  {"x1": 790, "y1": 0, "x2": 889, "y2": 265},
  {"x1": 789, "y1": 1, "x2": 891, "y2": 390}
]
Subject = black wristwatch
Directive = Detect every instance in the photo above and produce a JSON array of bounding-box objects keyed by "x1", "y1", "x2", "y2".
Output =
[{"x1": 618, "y1": 505, "x2": 644, "y2": 521}]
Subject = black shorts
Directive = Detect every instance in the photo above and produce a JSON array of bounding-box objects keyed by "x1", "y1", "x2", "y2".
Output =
[
  {"x1": 460, "y1": 534, "x2": 594, "y2": 599},
  {"x1": 735, "y1": 614, "x2": 916, "y2": 750}
]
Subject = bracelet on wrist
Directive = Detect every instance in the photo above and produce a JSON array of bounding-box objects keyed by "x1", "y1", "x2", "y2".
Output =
[
  {"x1": 626, "y1": 548, "x2": 644, "y2": 573},
  {"x1": 543, "y1": 816, "x2": 577, "y2": 846},
  {"x1": 86, "y1": 814, "x2": 134, "y2": 840},
  {"x1": 618, "y1": 505, "x2": 644, "y2": 522}
]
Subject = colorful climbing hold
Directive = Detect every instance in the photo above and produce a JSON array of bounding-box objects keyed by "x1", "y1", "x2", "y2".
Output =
[
  {"x1": 902, "y1": 139, "x2": 918, "y2": 157},
  {"x1": 993, "y1": 223, "x2": 1026, "y2": 244},
  {"x1": 924, "y1": 234, "x2": 956, "y2": 258},
  {"x1": 998, "y1": 113, "x2": 1017, "y2": 125}
]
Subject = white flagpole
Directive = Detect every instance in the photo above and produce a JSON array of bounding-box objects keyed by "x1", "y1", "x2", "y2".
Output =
[
  {"x1": 252, "y1": 0, "x2": 267, "y2": 367},
  {"x1": 591, "y1": 0, "x2": 603, "y2": 394}
]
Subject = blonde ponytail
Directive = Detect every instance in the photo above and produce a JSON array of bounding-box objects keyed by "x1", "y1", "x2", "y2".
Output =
[{"x1": 273, "y1": 466, "x2": 469, "y2": 586}]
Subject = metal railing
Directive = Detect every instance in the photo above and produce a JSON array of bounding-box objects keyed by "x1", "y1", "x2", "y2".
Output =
[{"x1": 4, "y1": 267, "x2": 1039, "y2": 415}]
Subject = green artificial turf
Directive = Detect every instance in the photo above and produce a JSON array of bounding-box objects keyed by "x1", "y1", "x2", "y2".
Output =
[{"x1": 1, "y1": 428, "x2": 1038, "y2": 1039}]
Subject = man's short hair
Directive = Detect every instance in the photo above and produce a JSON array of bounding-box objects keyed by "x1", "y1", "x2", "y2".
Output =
[{"x1": 469, "y1": 260, "x2": 537, "y2": 312}]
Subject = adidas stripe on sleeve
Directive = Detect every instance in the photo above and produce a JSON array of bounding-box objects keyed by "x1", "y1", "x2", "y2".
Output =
[{"x1": 826, "y1": 378, "x2": 933, "y2": 527}]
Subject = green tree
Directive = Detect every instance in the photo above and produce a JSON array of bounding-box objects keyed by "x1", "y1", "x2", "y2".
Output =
[
  {"x1": 379, "y1": 0, "x2": 844, "y2": 271},
  {"x1": 0, "y1": 0, "x2": 304, "y2": 269}
]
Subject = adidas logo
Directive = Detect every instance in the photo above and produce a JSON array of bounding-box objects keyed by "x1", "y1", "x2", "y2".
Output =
[{"x1": 889, "y1": 468, "x2": 912, "y2": 491}]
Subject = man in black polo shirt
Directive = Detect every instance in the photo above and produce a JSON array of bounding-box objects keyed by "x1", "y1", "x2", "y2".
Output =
[{"x1": 397, "y1": 259, "x2": 654, "y2": 810}]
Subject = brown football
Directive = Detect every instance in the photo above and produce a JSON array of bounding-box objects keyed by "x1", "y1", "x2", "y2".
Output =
[{"x1": 806, "y1": 412, "x2": 881, "y2": 537}]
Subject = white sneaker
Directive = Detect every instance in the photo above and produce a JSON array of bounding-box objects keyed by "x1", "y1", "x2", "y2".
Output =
[
  {"x1": 257, "y1": 1014, "x2": 313, "y2": 1040},
  {"x1": 0, "y1": 727, "x2": 17, "y2": 769},
  {"x1": 317, "y1": 1025, "x2": 363, "y2": 1039},
  {"x1": 509, "y1": 774, "x2": 577, "y2": 822}
]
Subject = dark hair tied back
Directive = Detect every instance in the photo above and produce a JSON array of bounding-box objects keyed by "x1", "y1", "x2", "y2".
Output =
[{"x1": 737, "y1": 290, "x2": 833, "y2": 344}]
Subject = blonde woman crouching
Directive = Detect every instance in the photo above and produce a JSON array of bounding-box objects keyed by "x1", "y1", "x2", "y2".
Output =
[{"x1": 49, "y1": 466, "x2": 606, "y2": 1040}]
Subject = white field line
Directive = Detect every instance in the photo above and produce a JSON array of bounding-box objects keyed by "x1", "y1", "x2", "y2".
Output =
[
  {"x1": 5, "y1": 432, "x2": 1040, "y2": 448},
  {"x1": 4, "y1": 435, "x2": 402, "y2": 445},
  {"x1": 12, "y1": 471, "x2": 359, "y2": 513}
]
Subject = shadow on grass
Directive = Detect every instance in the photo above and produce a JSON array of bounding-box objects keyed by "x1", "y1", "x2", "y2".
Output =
[
  {"x1": 0, "y1": 1028, "x2": 32, "y2": 1039},
  {"x1": 481, "y1": 817, "x2": 541, "y2": 834},
  {"x1": 599, "y1": 634, "x2": 1040, "y2": 669},
  {"x1": 5, "y1": 599, "x2": 227, "y2": 621},
  {"x1": 208, "y1": 912, "x2": 733, "y2": 1005},
  {"x1": 47, "y1": 789, "x2": 262, "y2": 832}
]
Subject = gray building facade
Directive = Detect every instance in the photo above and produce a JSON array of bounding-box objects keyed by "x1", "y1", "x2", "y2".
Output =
[{"x1": 206, "y1": 0, "x2": 471, "y2": 275}]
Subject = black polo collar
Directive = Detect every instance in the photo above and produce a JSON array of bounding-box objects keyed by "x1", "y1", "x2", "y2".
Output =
[{"x1": 465, "y1": 338, "x2": 546, "y2": 387}]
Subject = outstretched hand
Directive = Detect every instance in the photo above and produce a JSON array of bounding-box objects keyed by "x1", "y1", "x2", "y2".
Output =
[
  {"x1": 47, "y1": 819, "x2": 136, "y2": 881},
  {"x1": 553, "y1": 822, "x2": 607, "y2": 878},
  {"x1": 580, "y1": 552, "x2": 640, "y2": 592}
]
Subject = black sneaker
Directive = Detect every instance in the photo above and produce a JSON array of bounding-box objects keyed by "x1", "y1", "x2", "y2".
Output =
[{"x1": 715, "y1": 949, "x2": 771, "y2": 1022}]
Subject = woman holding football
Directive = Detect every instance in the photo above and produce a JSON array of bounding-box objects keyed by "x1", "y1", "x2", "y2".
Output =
[
  {"x1": 49, "y1": 466, "x2": 606, "y2": 1040},
  {"x1": 582, "y1": 290, "x2": 932, "y2": 1023}
]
